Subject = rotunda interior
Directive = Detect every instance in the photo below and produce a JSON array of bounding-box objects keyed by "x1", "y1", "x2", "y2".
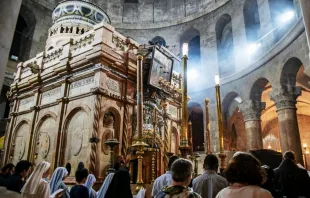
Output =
[{"x1": 1, "y1": 0, "x2": 310, "y2": 194}]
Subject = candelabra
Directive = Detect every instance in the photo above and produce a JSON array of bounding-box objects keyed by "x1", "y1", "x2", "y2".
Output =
[
  {"x1": 132, "y1": 53, "x2": 148, "y2": 193},
  {"x1": 179, "y1": 43, "x2": 190, "y2": 158},
  {"x1": 215, "y1": 74, "x2": 227, "y2": 173},
  {"x1": 104, "y1": 138, "x2": 120, "y2": 175}
]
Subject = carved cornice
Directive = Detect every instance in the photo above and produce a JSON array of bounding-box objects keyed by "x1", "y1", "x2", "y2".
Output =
[
  {"x1": 240, "y1": 100, "x2": 266, "y2": 121},
  {"x1": 269, "y1": 86, "x2": 301, "y2": 110}
]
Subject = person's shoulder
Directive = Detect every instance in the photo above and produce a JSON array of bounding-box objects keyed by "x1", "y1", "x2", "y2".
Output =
[
  {"x1": 190, "y1": 191, "x2": 202, "y2": 198},
  {"x1": 258, "y1": 187, "x2": 273, "y2": 197},
  {"x1": 248, "y1": 185, "x2": 272, "y2": 194}
]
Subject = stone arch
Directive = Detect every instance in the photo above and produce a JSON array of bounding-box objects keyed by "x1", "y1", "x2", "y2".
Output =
[
  {"x1": 243, "y1": 0, "x2": 260, "y2": 43},
  {"x1": 180, "y1": 27, "x2": 200, "y2": 44},
  {"x1": 215, "y1": 14, "x2": 235, "y2": 77},
  {"x1": 222, "y1": 92, "x2": 246, "y2": 151},
  {"x1": 250, "y1": 78, "x2": 271, "y2": 101},
  {"x1": 180, "y1": 27, "x2": 201, "y2": 88},
  {"x1": 62, "y1": 107, "x2": 91, "y2": 173},
  {"x1": 33, "y1": 112, "x2": 57, "y2": 167},
  {"x1": 151, "y1": 36, "x2": 166, "y2": 47},
  {"x1": 188, "y1": 102, "x2": 204, "y2": 152},
  {"x1": 11, "y1": 120, "x2": 31, "y2": 164},
  {"x1": 11, "y1": 4, "x2": 36, "y2": 61},
  {"x1": 280, "y1": 57, "x2": 303, "y2": 87}
]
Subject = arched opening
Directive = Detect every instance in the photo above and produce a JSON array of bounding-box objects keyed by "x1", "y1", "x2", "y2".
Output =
[
  {"x1": 34, "y1": 116, "x2": 57, "y2": 168},
  {"x1": 12, "y1": 122, "x2": 30, "y2": 164},
  {"x1": 151, "y1": 36, "x2": 166, "y2": 47},
  {"x1": 64, "y1": 110, "x2": 91, "y2": 174},
  {"x1": 10, "y1": 5, "x2": 36, "y2": 61},
  {"x1": 216, "y1": 14, "x2": 235, "y2": 77},
  {"x1": 222, "y1": 92, "x2": 246, "y2": 151},
  {"x1": 180, "y1": 28, "x2": 201, "y2": 90},
  {"x1": 188, "y1": 102, "x2": 204, "y2": 152},
  {"x1": 251, "y1": 78, "x2": 279, "y2": 151},
  {"x1": 268, "y1": 0, "x2": 296, "y2": 42},
  {"x1": 243, "y1": 0, "x2": 260, "y2": 43}
]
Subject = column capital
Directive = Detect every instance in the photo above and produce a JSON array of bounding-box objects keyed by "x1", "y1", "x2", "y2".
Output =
[
  {"x1": 240, "y1": 100, "x2": 266, "y2": 121},
  {"x1": 269, "y1": 86, "x2": 301, "y2": 110}
]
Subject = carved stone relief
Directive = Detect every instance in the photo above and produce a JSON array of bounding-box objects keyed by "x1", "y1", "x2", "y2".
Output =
[
  {"x1": 70, "y1": 76, "x2": 94, "y2": 89},
  {"x1": 65, "y1": 110, "x2": 90, "y2": 168},
  {"x1": 19, "y1": 97, "x2": 34, "y2": 111},
  {"x1": 168, "y1": 105, "x2": 178, "y2": 119},
  {"x1": 38, "y1": 133, "x2": 50, "y2": 158},
  {"x1": 16, "y1": 137, "x2": 26, "y2": 160},
  {"x1": 12, "y1": 123, "x2": 30, "y2": 164},
  {"x1": 69, "y1": 76, "x2": 95, "y2": 96},
  {"x1": 106, "y1": 78, "x2": 121, "y2": 96}
]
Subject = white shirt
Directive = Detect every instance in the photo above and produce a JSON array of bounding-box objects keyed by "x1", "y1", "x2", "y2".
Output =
[
  {"x1": 216, "y1": 185, "x2": 272, "y2": 198},
  {"x1": 151, "y1": 171, "x2": 172, "y2": 197},
  {"x1": 192, "y1": 170, "x2": 228, "y2": 198}
]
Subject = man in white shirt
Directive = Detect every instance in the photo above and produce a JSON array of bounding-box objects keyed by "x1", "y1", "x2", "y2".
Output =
[
  {"x1": 151, "y1": 156, "x2": 179, "y2": 197},
  {"x1": 192, "y1": 154, "x2": 228, "y2": 198}
]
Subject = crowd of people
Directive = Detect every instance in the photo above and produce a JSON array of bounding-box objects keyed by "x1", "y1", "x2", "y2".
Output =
[
  {"x1": 152, "y1": 151, "x2": 310, "y2": 198},
  {"x1": 0, "y1": 160, "x2": 132, "y2": 198},
  {"x1": 0, "y1": 150, "x2": 310, "y2": 198}
]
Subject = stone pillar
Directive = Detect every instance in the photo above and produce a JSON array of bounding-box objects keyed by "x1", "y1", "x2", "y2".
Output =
[
  {"x1": 269, "y1": 86, "x2": 303, "y2": 164},
  {"x1": 240, "y1": 100, "x2": 265, "y2": 150},
  {"x1": 0, "y1": 0, "x2": 22, "y2": 93}
]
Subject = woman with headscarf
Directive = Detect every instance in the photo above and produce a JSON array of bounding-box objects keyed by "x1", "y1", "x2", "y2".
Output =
[
  {"x1": 96, "y1": 173, "x2": 114, "y2": 198},
  {"x1": 83, "y1": 174, "x2": 96, "y2": 198},
  {"x1": 49, "y1": 167, "x2": 69, "y2": 198},
  {"x1": 104, "y1": 169, "x2": 132, "y2": 198},
  {"x1": 21, "y1": 161, "x2": 51, "y2": 198}
]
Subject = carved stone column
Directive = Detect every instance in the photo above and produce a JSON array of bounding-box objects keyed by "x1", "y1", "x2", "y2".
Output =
[
  {"x1": 89, "y1": 88, "x2": 102, "y2": 174},
  {"x1": 162, "y1": 100, "x2": 169, "y2": 170},
  {"x1": 240, "y1": 100, "x2": 265, "y2": 150},
  {"x1": 121, "y1": 104, "x2": 130, "y2": 160},
  {"x1": 269, "y1": 86, "x2": 303, "y2": 164}
]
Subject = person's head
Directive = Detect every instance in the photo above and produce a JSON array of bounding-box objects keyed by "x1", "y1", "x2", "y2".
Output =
[
  {"x1": 15, "y1": 160, "x2": 32, "y2": 178},
  {"x1": 224, "y1": 152, "x2": 266, "y2": 186},
  {"x1": 1, "y1": 163, "x2": 15, "y2": 176},
  {"x1": 50, "y1": 167, "x2": 69, "y2": 193},
  {"x1": 65, "y1": 163, "x2": 71, "y2": 177},
  {"x1": 171, "y1": 159, "x2": 193, "y2": 186},
  {"x1": 75, "y1": 168, "x2": 89, "y2": 184},
  {"x1": 105, "y1": 169, "x2": 132, "y2": 198},
  {"x1": 203, "y1": 154, "x2": 219, "y2": 171},
  {"x1": 168, "y1": 156, "x2": 179, "y2": 170},
  {"x1": 283, "y1": 151, "x2": 296, "y2": 163},
  {"x1": 77, "y1": 162, "x2": 85, "y2": 170}
]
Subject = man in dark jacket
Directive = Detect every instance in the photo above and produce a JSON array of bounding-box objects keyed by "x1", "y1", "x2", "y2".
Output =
[
  {"x1": 5, "y1": 160, "x2": 32, "y2": 193},
  {"x1": 273, "y1": 151, "x2": 310, "y2": 197}
]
